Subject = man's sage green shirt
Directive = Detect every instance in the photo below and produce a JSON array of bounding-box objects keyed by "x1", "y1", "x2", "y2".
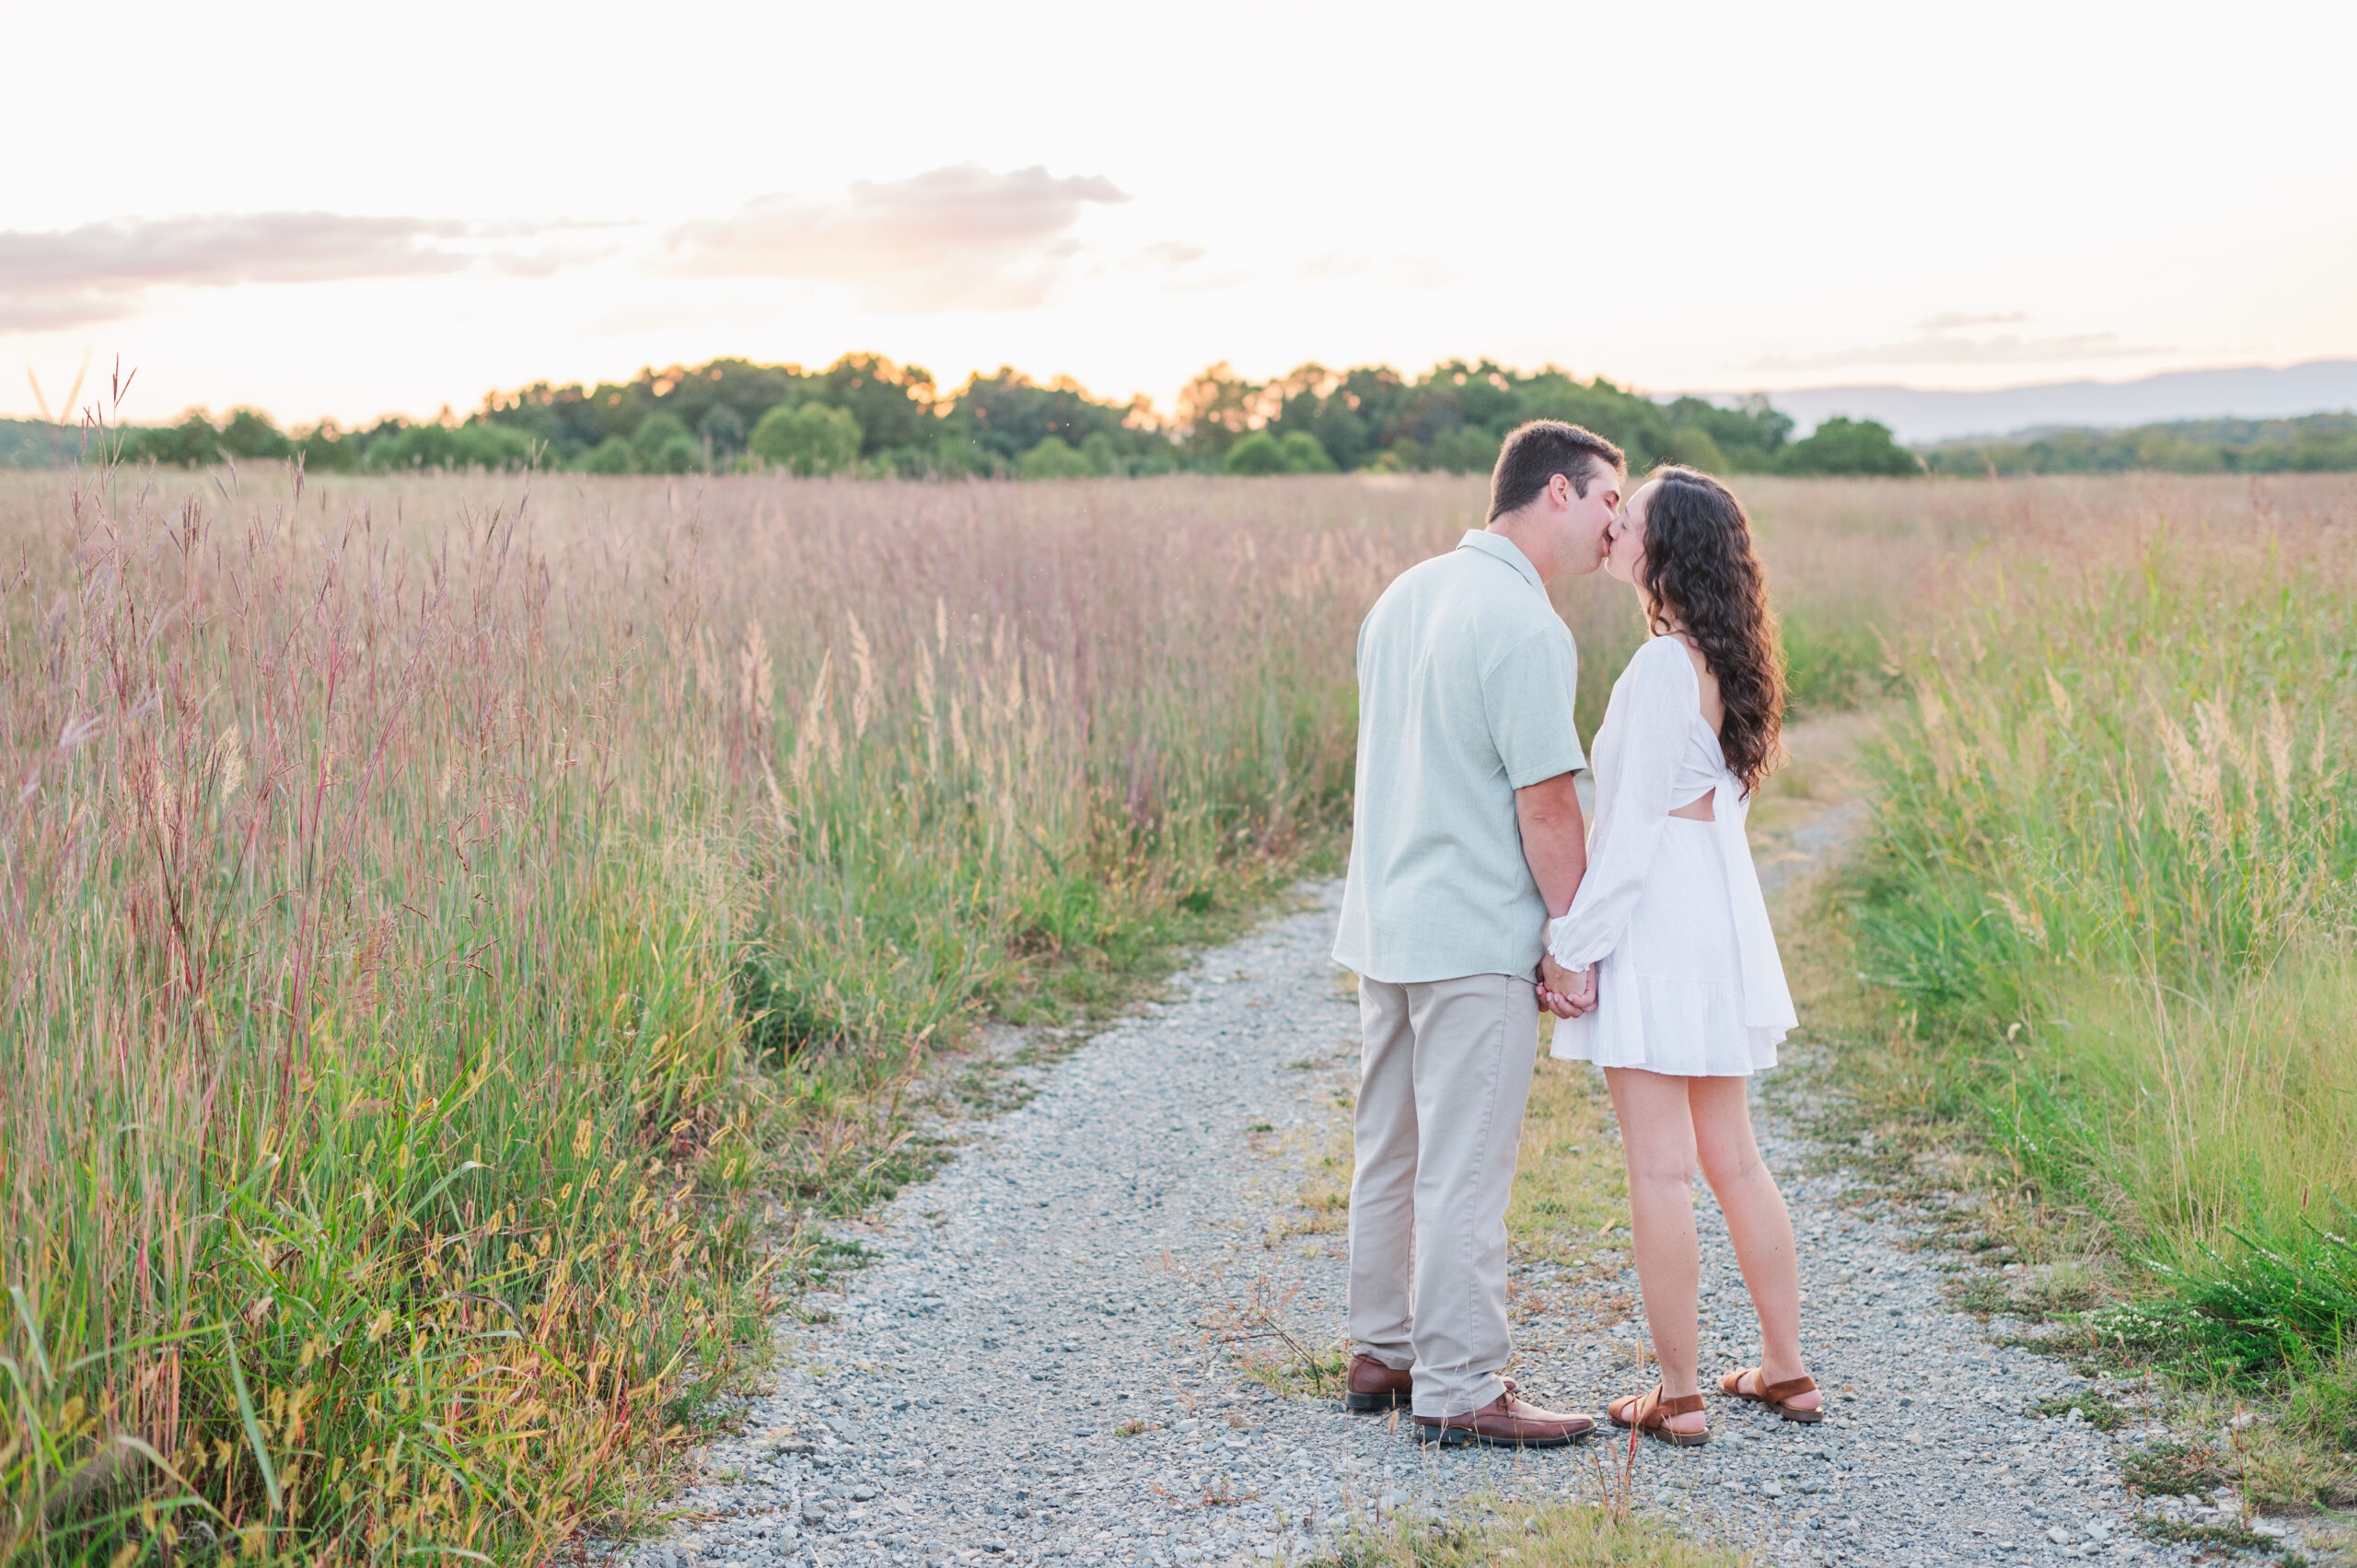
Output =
[{"x1": 1334, "y1": 530, "x2": 1585, "y2": 983}]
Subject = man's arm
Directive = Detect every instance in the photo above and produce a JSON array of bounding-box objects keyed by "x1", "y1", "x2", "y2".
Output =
[
  {"x1": 1515, "y1": 771, "x2": 1587, "y2": 919},
  {"x1": 1515, "y1": 772, "x2": 1594, "y2": 1017}
]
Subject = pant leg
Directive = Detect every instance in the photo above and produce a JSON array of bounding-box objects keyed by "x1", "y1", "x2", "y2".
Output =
[
  {"x1": 1345, "y1": 976, "x2": 1418, "y2": 1371},
  {"x1": 1407, "y1": 972, "x2": 1539, "y2": 1417}
]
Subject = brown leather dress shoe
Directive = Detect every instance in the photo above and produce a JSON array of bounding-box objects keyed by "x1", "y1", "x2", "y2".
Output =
[
  {"x1": 1343, "y1": 1353, "x2": 1411, "y2": 1412},
  {"x1": 1413, "y1": 1391, "x2": 1596, "y2": 1447}
]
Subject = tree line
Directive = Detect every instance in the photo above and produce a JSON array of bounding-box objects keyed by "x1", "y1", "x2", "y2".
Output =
[
  {"x1": 1920, "y1": 412, "x2": 2357, "y2": 476},
  {"x1": 29, "y1": 354, "x2": 2357, "y2": 481},
  {"x1": 83, "y1": 353, "x2": 1932, "y2": 479}
]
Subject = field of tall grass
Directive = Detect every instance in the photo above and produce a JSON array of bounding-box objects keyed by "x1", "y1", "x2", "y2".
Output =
[
  {"x1": 1852, "y1": 475, "x2": 2357, "y2": 1459},
  {"x1": 3, "y1": 457, "x2": 2197, "y2": 1562},
  {"x1": 0, "y1": 462, "x2": 1456, "y2": 1562}
]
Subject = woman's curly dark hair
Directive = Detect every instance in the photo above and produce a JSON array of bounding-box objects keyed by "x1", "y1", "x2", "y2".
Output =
[{"x1": 1635, "y1": 466, "x2": 1786, "y2": 795}]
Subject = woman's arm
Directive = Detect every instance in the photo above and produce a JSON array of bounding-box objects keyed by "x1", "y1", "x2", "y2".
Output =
[{"x1": 1546, "y1": 641, "x2": 1693, "y2": 970}]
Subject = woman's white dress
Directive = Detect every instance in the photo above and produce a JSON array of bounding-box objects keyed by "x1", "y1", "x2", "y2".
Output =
[{"x1": 1547, "y1": 634, "x2": 1796, "y2": 1075}]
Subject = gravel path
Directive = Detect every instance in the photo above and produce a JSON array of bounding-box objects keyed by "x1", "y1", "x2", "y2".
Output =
[{"x1": 613, "y1": 860, "x2": 2236, "y2": 1568}]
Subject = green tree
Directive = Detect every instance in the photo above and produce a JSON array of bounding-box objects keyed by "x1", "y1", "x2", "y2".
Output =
[
  {"x1": 1921, "y1": 412, "x2": 2357, "y2": 476},
  {"x1": 749, "y1": 403, "x2": 864, "y2": 476},
  {"x1": 2293, "y1": 426, "x2": 2357, "y2": 470},
  {"x1": 925, "y1": 430, "x2": 993, "y2": 478},
  {"x1": 698, "y1": 404, "x2": 747, "y2": 464},
  {"x1": 295, "y1": 420, "x2": 365, "y2": 472},
  {"x1": 1223, "y1": 432, "x2": 1287, "y2": 475},
  {"x1": 1126, "y1": 435, "x2": 1179, "y2": 475},
  {"x1": 1180, "y1": 364, "x2": 1271, "y2": 468},
  {"x1": 130, "y1": 411, "x2": 222, "y2": 466},
  {"x1": 1077, "y1": 432, "x2": 1123, "y2": 476},
  {"x1": 581, "y1": 436, "x2": 636, "y2": 474},
  {"x1": 949, "y1": 366, "x2": 1132, "y2": 468},
  {"x1": 1661, "y1": 426, "x2": 1729, "y2": 471},
  {"x1": 1777, "y1": 417, "x2": 1920, "y2": 477},
  {"x1": 1277, "y1": 431, "x2": 1337, "y2": 473},
  {"x1": 815, "y1": 354, "x2": 938, "y2": 457},
  {"x1": 631, "y1": 412, "x2": 695, "y2": 470},
  {"x1": 217, "y1": 408, "x2": 295, "y2": 460},
  {"x1": 1018, "y1": 436, "x2": 1097, "y2": 479},
  {"x1": 1514, "y1": 372, "x2": 1667, "y2": 469},
  {"x1": 1661, "y1": 395, "x2": 1790, "y2": 471},
  {"x1": 646, "y1": 435, "x2": 702, "y2": 473},
  {"x1": 1266, "y1": 364, "x2": 1376, "y2": 470},
  {"x1": 1428, "y1": 425, "x2": 1499, "y2": 474},
  {"x1": 364, "y1": 421, "x2": 537, "y2": 471}
]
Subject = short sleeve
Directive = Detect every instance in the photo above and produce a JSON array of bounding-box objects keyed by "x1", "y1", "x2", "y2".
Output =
[{"x1": 1480, "y1": 623, "x2": 1585, "y2": 788}]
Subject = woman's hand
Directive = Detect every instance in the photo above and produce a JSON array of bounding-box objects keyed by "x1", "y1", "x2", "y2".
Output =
[{"x1": 1538, "y1": 956, "x2": 1597, "y2": 1018}]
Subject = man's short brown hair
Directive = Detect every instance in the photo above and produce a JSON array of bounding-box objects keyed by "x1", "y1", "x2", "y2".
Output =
[{"x1": 1486, "y1": 421, "x2": 1626, "y2": 521}]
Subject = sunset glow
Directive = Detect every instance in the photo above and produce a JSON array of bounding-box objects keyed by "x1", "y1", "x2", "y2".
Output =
[{"x1": 6, "y1": 0, "x2": 2353, "y2": 427}]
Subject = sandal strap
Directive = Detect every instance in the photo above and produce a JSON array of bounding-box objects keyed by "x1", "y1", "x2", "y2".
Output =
[
  {"x1": 1636, "y1": 1385, "x2": 1706, "y2": 1425},
  {"x1": 1614, "y1": 1385, "x2": 1709, "y2": 1431},
  {"x1": 1722, "y1": 1367, "x2": 1817, "y2": 1403}
]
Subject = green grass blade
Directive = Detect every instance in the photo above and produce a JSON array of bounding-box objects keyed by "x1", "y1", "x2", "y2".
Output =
[{"x1": 221, "y1": 1321, "x2": 283, "y2": 1513}]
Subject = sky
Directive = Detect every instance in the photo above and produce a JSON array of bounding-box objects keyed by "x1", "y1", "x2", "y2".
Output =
[{"x1": 6, "y1": 0, "x2": 2355, "y2": 429}]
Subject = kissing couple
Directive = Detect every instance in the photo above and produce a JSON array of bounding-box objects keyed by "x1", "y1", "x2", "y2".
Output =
[{"x1": 1331, "y1": 421, "x2": 1820, "y2": 1446}]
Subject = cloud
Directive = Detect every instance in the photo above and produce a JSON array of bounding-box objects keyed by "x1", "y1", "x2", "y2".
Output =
[
  {"x1": 0, "y1": 212, "x2": 618, "y2": 333},
  {"x1": 666, "y1": 163, "x2": 1128, "y2": 311},
  {"x1": 0, "y1": 213, "x2": 462, "y2": 331}
]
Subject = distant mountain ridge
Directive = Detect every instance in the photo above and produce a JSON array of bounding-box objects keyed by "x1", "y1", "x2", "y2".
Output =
[{"x1": 1681, "y1": 360, "x2": 2357, "y2": 446}]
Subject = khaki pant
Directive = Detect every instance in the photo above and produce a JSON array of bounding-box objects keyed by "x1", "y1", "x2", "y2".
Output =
[{"x1": 1346, "y1": 972, "x2": 1538, "y2": 1417}]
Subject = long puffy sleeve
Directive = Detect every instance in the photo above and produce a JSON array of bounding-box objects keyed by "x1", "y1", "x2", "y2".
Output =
[{"x1": 1546, "y1": 639, "x2": 1697, "y2": 970}]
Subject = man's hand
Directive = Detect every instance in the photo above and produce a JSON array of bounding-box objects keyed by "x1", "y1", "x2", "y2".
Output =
[{"x1": 1538, "y1": 955, "x2": 1596, "y2": 1019}]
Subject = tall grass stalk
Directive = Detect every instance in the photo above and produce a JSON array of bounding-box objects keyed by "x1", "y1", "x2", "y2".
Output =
[{"x1": 1853, "y1": 474, "x2": 2357, "y2": 1373}]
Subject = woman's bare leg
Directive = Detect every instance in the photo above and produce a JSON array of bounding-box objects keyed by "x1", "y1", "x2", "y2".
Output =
[
  {"x1": 1603, "y1": 1067, "x2": 1708, "y2": 1434},
  {"x1": 1689, "y1": 1075, "x2": 1819, "y2": 1410}
]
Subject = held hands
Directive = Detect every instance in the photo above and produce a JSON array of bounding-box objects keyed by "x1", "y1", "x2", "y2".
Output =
[{"x1": 1536, "y1": 954, "x2": 1597, "y2": 1019}]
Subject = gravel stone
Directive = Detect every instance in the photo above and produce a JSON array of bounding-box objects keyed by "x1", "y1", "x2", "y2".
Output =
[{"x1": 597, "y1": 876, "x2": 2225, "y2": 1567}]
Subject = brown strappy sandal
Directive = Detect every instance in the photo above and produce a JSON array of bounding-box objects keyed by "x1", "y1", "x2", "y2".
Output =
[
  {"x1": 1719, "y1": 1367, "x2": 1824, "y2": 1423},
  {"x1": 1606, "y1": 1384, "x2": 1711, "y2": 1447}
]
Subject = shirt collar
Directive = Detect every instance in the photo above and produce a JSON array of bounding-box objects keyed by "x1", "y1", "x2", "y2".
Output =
[{"x1": 1457, "y1": 529, "x2": 1546, "y2": 595}]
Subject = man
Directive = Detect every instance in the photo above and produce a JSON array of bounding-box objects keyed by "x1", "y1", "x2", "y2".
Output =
[{"x1": 1331, "y1": 420, "x2": 1625, "y2": 1446}]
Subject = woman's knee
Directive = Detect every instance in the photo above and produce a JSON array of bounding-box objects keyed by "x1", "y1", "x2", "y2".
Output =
[
  {"x1": 1695, "y1": 1135, "x2": 1766, "y2": 1195},
  {"x1": 1626, "y1": 1149, "x2": 1698, "y2": 1195},
  {"x1": 1610, "y1": 1074, "x2": 1699, "y2": 1182},
  {"x1": 1689, "y1": 1083, "x2": 1765, "y2": 1191}
]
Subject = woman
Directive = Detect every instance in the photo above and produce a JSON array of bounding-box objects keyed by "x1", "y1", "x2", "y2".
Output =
[{"x1": 1538, "y1": 466, "x2": 1819, "y2": 1445}]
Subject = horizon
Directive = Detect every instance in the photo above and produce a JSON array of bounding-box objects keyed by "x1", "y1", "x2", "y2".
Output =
[{"x1": 16, "y1": 354, "x2": 2356, "y2": 449}]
